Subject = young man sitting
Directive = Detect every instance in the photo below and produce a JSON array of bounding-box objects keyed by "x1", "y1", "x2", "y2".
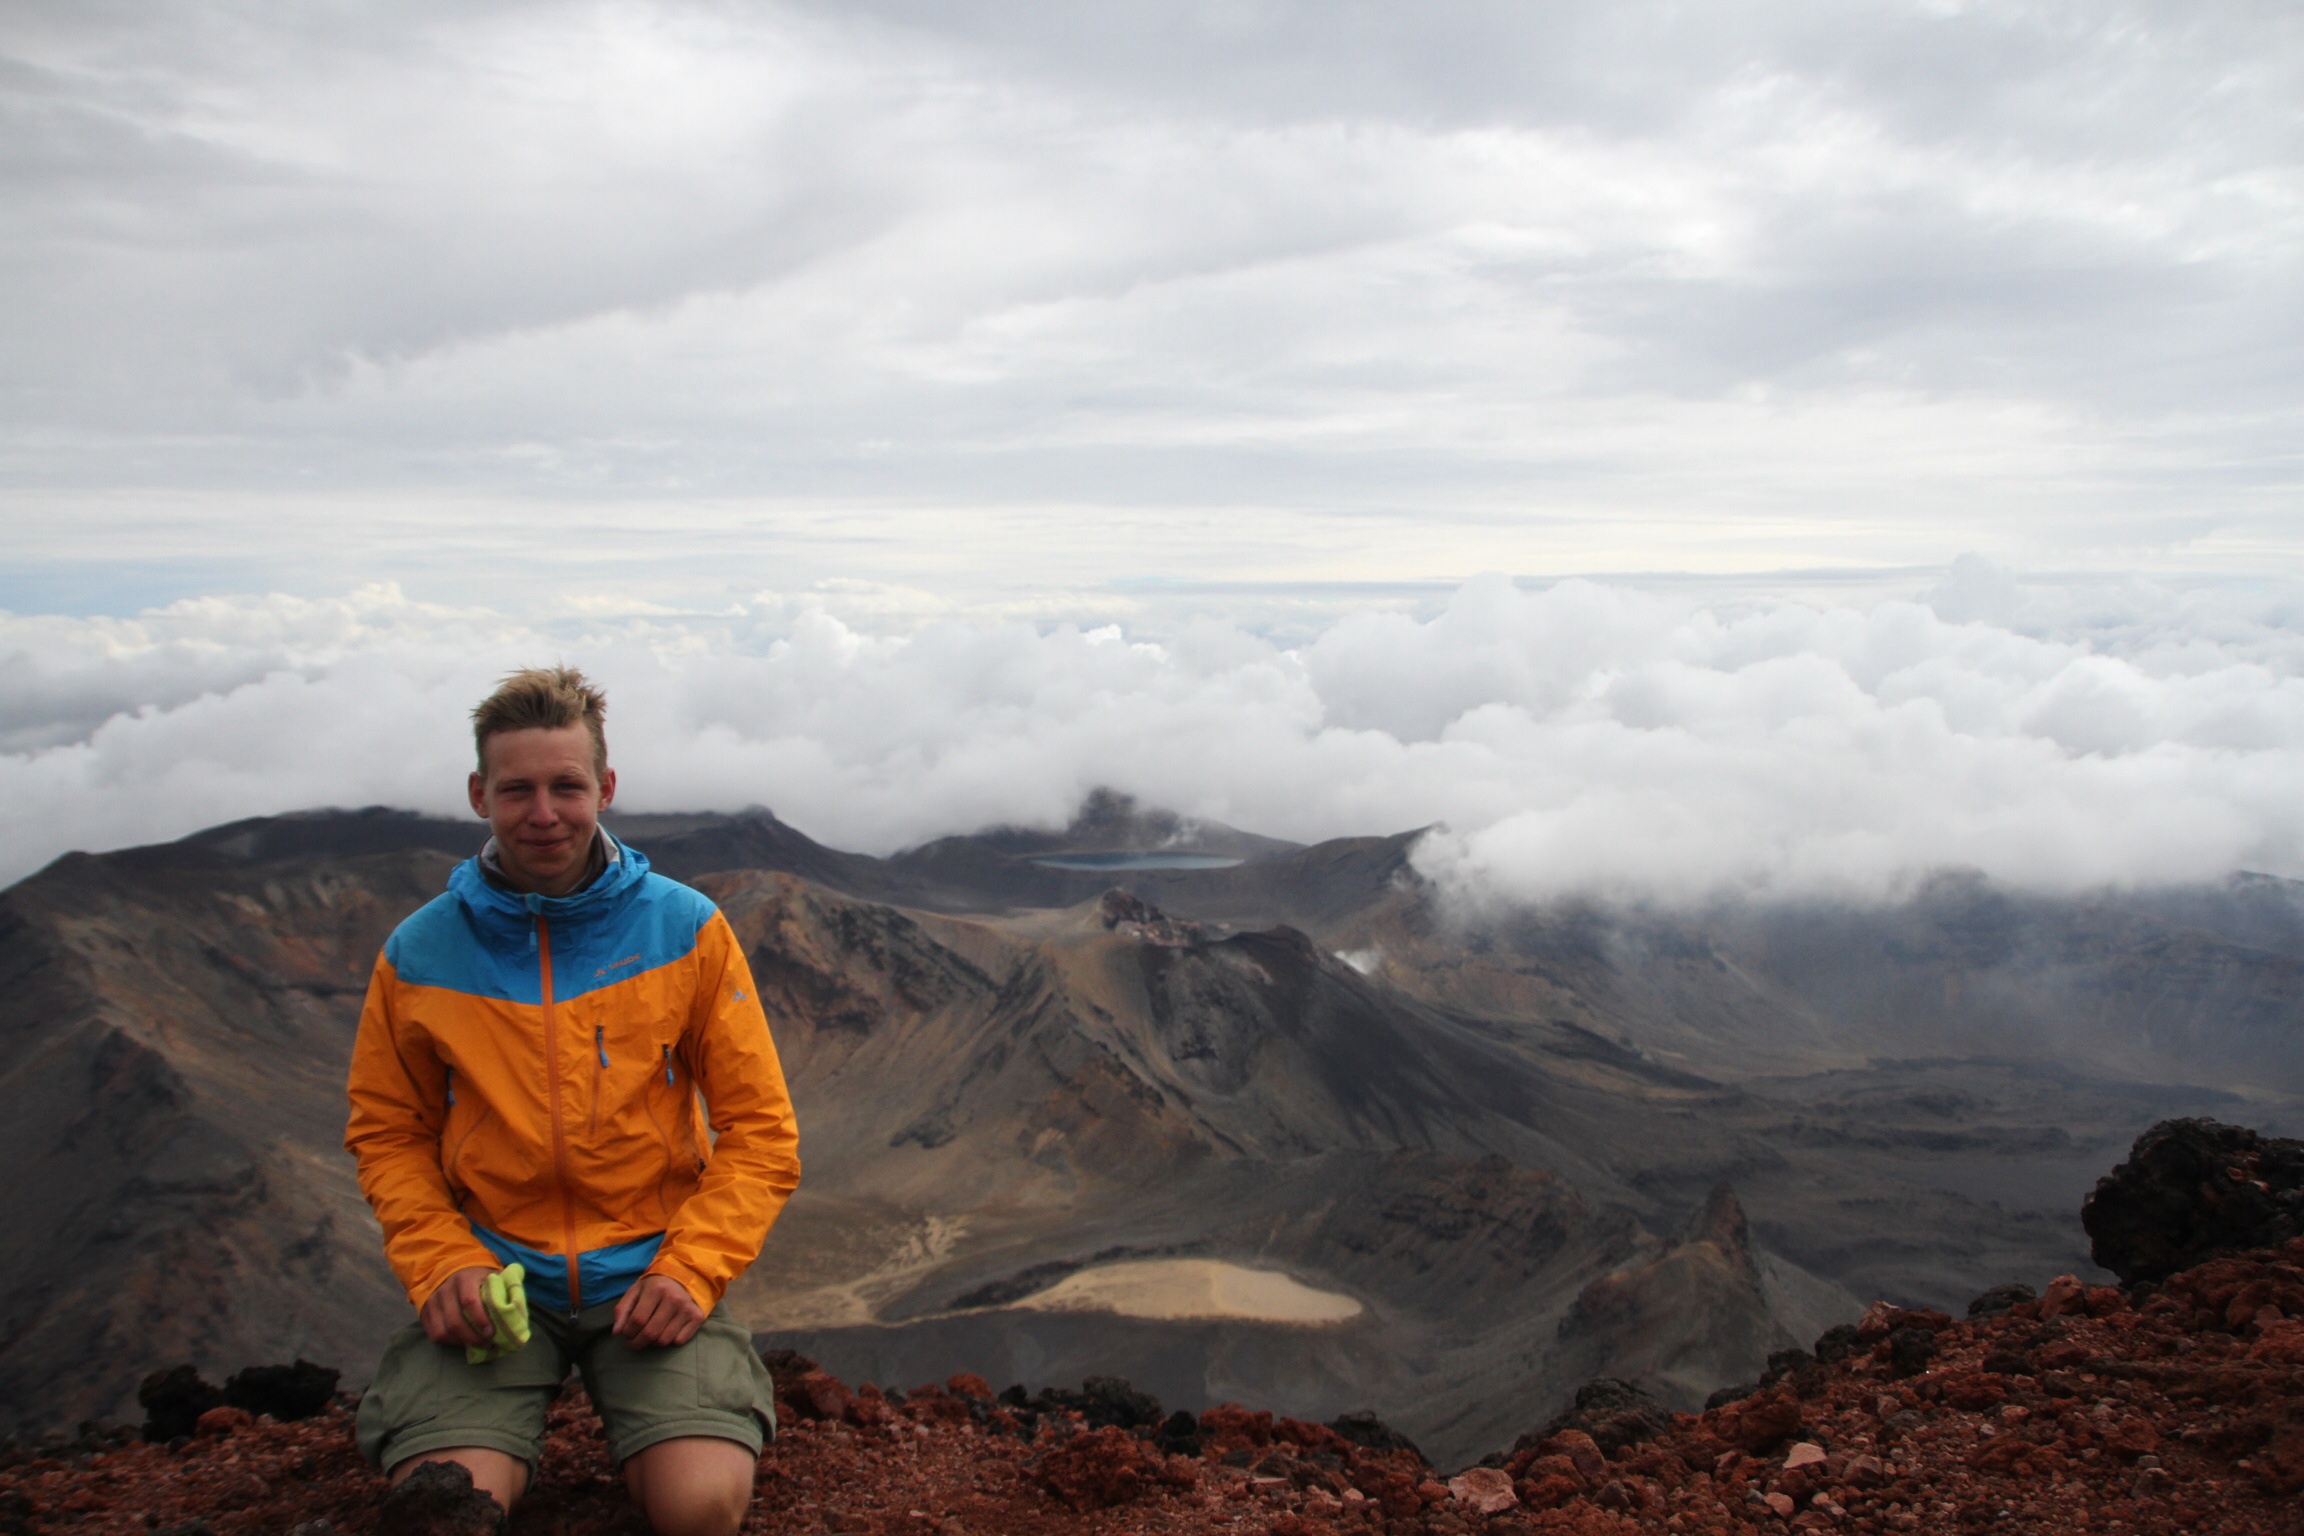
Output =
[{"x1": 346, "y1": 667, "x2": 801, "y2": 1536}]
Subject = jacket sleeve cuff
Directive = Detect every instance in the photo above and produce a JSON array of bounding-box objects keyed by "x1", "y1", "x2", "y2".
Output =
[{"x1": 645, "y1": 1257, "x2": 719, "y2": 1315}]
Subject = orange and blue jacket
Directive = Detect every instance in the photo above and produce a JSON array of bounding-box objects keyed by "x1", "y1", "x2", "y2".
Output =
[{"x1": 345, "y1": 836, "x2": 800, "y2": 1318}]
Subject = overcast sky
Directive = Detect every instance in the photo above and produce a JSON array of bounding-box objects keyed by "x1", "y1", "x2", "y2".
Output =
[{"x1": 1, "y1": 2, "x2": 2300, "y2": 896}]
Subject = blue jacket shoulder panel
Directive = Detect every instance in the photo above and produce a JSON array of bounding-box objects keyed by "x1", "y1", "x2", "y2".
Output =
[
  {"x1": 381, "y1": 847, "x2": 720, "y2": 1007},
  {"x1": 549, "y1": 872, "x2": 720, "y2": 1003},
  {"x1": 384, "y1": 888, "x2": 541, "y2": 1004}
]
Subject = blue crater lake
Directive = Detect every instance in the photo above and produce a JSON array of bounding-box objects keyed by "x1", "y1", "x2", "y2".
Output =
[{"x1": 1030, "y1": 852, "x2": 1245, "y2": 871}]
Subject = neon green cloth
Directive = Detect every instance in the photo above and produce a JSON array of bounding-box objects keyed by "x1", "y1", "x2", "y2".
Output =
[{"x1": 464, "y1": 1263, "x2": 532, "y2": 1364}]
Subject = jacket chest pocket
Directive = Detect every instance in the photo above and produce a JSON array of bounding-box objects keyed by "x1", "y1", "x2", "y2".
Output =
[{"x1": 586, "y1": 1013, "x2": 693, "y2": 1148}]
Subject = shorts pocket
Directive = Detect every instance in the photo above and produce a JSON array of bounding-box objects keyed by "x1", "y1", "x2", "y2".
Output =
[
  {"x1": 693, "y1": 1313, "x2": 777, "y2": 1440},
  {"x1": 695, "y1": 1320, "x2": 764, "y2": 1410}
]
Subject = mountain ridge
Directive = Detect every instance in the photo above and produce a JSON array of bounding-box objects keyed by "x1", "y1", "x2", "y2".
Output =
[{"x1": 1, "y1": 801, "x2": 2297, "y2": 1466}]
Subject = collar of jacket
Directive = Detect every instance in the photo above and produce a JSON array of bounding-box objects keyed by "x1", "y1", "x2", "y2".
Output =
[{"x1": 450, "y1": 829, "x2": 651, "y2": 928}]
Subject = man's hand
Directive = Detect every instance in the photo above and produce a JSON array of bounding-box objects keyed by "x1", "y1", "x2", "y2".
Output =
[
  {"x1": 421, "y1": 1266, "x2": 501, "y2": 1349},
  {"x1": 466, "y1": 1263, "x2": 533, "y2": 1364},
  {"x1": 612, "y1": 1274, "x2": 705, "y2": 1349}
]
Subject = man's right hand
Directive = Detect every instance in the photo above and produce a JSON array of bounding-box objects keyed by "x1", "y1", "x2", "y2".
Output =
[{"x1": 421, "y1": 1266, "x2": 501, "y2": 1349}]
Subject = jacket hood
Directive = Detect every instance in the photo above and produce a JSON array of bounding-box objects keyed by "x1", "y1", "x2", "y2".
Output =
[{"x1": 448, "y1": 830, "x2": 651, "y2": 930}]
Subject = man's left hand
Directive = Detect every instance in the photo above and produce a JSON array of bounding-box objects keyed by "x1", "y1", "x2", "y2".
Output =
[{"x1": 612, "y1": 1274, "x2": 705, "y2": 1349}]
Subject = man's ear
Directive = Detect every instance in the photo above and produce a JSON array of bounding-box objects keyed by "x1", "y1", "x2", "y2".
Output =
[
  {"x1": 598, "y1": 767, "x2": 617, "y2": 810},
  {"x1": 468, "y1": 770, "x2": 488, "y2": 818}
]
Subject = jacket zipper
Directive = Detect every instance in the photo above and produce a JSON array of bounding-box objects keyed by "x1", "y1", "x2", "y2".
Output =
[{"x1": 538, "y1": 916, "x2": 582, "y2": 1317}]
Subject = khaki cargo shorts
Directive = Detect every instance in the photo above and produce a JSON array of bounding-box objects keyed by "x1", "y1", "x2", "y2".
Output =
[{"x1": 355, "y1": 1298, "x2": 777, "y2": 1471}]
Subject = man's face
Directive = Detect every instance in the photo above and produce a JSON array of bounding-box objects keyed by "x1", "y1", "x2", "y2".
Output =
[{"x1": 468, "y1": 724, "x2": 617, "y2": 897}]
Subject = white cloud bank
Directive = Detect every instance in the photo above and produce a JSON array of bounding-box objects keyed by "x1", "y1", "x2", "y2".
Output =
[{"x1": 4, "y1": 566, "x2": 2300, "y2": 902}]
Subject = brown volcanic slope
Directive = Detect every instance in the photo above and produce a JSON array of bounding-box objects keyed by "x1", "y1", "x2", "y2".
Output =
[
  {"x1": 0, "y1": 817, "x2": 442, "y2": 1438},
  {"x1": 0, "y1": 803, "x2": 2299, "y2": 1465}
]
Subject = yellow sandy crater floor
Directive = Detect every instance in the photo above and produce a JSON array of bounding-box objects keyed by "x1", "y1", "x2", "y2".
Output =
[{"x1": 1010, "y1": 1259, "x2": 1363, "y2": 1324}]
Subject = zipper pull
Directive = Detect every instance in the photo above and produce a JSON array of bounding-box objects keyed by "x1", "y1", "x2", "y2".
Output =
[
  {"x1": 661, "y1": 1044, "x2": 674, "y2": 1085},
  {"x1": 596, "y1": 1026, "x2": 608, "y2": 1067}
]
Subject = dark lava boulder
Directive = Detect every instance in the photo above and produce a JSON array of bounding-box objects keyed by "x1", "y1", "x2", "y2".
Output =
[
  {"x1": 138, "y1": 1366, "x2": 225, "y2": 1444},
  {"x1": 1885, "y1": 1324, "x2": 1940, "y2": 1378},
  {"x1": 376, "y1": 1461, "x2": 503, "y2": 1536},
  {"x1": 1153, "y1": 1410, "x2": 1202, "y2": 1456},
  {"x1": 1703, "y1": 1332, "x2": 1848, "y2": 1412},
  {"x1": 1003, "y1": 1375, "x2": 1166, "y2": 1432},
  {"x1": 1074, "y1": 1375, "x2": 1164, "y2": 1431},
  {"x1": 223, "y1": 1361, "x2": 339, "y2": 1422},
  {"x1": 2083, "y1": 1118, "x2": 2304, "y2": 1284},
  {"x1": 1326, "y1": 1410, "x2": 1421, "y2": 1458},
  {"x1": 1522, "y1": 1377, "x2": 1673, "y2": 1456},
  {"x1": 1968, "y1": 1282, "x2": 2038, "y2": 1319},
  {"x1": 1812, "y1": 1323, "x2": 1865, "y2": 1365}
]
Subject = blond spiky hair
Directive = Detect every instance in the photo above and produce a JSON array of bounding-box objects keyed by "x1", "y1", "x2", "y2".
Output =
[{"x1": 471, "y1": 665, "x2": 608, "y2": 776}]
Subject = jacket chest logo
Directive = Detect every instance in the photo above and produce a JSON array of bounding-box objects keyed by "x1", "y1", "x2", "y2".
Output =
[{"x1": 593, "y1": 953, "x2": 644, "y2": 980}]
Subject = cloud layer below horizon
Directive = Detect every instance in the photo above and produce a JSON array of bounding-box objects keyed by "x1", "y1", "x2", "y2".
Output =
[{"x1": 6, "y1": 568, "x2": 2300, "y2": 903}]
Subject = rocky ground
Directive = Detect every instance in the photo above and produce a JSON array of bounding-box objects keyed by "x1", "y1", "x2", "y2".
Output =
[{"x1": 8, "y1": 1229, "x2": 2304, "y2": 1536}]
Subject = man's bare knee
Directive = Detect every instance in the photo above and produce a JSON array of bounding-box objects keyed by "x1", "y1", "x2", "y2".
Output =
[{"x1": 623, "y1": 1435, "x2": 756, "y2": 1536}]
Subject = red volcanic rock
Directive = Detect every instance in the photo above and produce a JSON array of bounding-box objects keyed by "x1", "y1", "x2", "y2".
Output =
[
  {"x1": 1035, "y1": 1425, "x2": 1187, "y2": 1511},
  {"x1": 1938, "y1": 1370, "x2": 2009, "y2": 1411},
  {"x1": 1520, "y1": 1471, "x2": 1585, "y2": 1510},
  {"x1": 1856, "y1": 1300, "x2": 1952, "y2": 1340},
  {"x1": 849, "y1": 1382, "x2": 895, "y2": 1427},
  {"x1": 2254, "y1": 1425, "x2": 2304, "y2": 1495},
  {"x1": 796, "y1": 1369, "x2": 856, "y2": 1422},
  {"x1": 1711, "y1": 1384, "x2": 1804, "y2": 1452},
  {"x1": 1194, "y1": 1404, "x2": 1274, "y2": 1455},
  {"x1": 2248, "y1": 1319, "x2": 2304, "y2": 1364},
  {"x1": 1447, "y1": 1466, "x2": 1517, "y2": 1513},
  {"x1": 1365, "y1": 1464, "x2": 1426, "y2": 1518},
  {"x1": 2036, "y1": 1272, "x2": 2088, "y2": 1319},
  {"x1": 18, "y1": 1239, "x2": 2304, "y2": 1536},
  {"x1": 1271, "y1": 1416, "x2": 1350, "y2": 1456},
  {"x1": 1544, "y1": 1429, "x2": 1609, "y2": 1483},
  {"x1": 192, "y1": 1407, "x2": 253, "y2": 1439}
]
